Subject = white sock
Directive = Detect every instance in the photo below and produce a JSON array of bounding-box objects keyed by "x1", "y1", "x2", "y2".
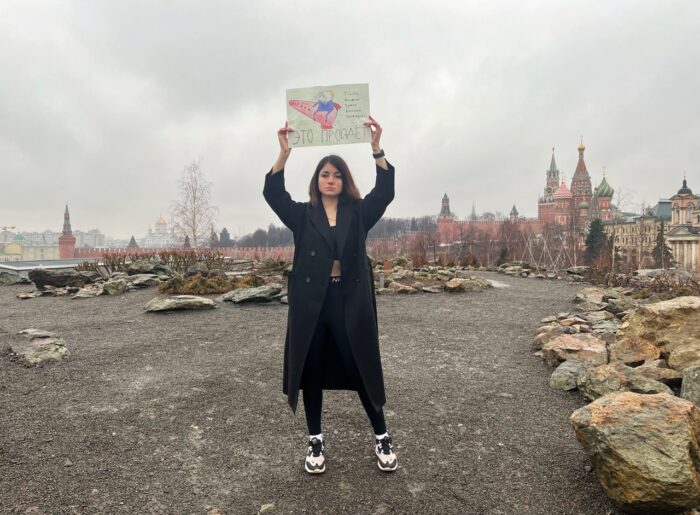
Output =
[
  {"x1": 309, "y1": 433, "x2": 324, "y2": 442},
  {"x1": 375, "y1": 432, "x2": 389, "y2": 441}
]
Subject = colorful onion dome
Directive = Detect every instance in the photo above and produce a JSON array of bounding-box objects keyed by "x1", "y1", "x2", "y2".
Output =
[{"x1": 596, "y1": 176, "x2": 614, "y2": 198}]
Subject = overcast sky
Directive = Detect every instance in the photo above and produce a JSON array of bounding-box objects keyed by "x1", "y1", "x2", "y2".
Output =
[{"x1": 1, "y1": 1, "x2": 699, "y2": 239}]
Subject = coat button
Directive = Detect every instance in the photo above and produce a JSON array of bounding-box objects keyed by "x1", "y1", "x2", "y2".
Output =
[
  {"x1": 310, "y1": 250, "x2": 316, "y2": 256},
  {"x1": 305, "y1": 277, "x2": 311, "y2": 283},
  {"x1": 355, "y1": 278, "x2": 360, "y2": 283}
]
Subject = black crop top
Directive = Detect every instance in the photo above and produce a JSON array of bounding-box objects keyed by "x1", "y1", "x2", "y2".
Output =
[{"x1": 329, "y1": 226, "x2": 340, "y2": 259}]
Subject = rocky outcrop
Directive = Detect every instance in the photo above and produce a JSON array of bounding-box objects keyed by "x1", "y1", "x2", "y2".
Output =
[
  {"x1": 28, "y1": 269, "x2": 86, "y2": 289},
  {"x1": 145, "y1": 295, "x2": 216, "y2": 312},
  {"x1": 444, "y1": 277, "x2": 492, "y2": 293},
  {"x1": 571, "y1": 392, "x2": 700, "y2": 514},
  {"x1": 549, "y1": 360, "x2": 584, "y2": 391},
  {"x1": 618, "y1": 296, "x2": 700, "y2": 372}
]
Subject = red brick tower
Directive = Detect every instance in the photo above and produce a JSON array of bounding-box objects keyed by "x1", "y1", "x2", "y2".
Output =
[
  {"x1": 538, "y1": 148, "x2": 560, "y2": 223},
  {"x1": 58, "y1": 205, "x2": 76, "y2": 259},
  {"x1": 553, "y1": 178, "x2": 573, "y2": 225},
  {"x1": 570, "y1": 141, "x2": 593, "y2": 230}
]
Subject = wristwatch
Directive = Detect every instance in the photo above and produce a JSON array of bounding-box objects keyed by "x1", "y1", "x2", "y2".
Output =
[{"x1": 372, "y1": 149, "x2": 385, "y2": 159}]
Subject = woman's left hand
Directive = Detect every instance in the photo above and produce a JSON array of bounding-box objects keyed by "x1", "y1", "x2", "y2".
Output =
[{"x1": 364, "y1": 115, "x2": 382, "y2": 151}]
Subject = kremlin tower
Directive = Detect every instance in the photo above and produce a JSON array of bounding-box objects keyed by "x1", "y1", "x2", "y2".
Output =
[{"x1": 58, "y1": 204, "x2": 76, "y2": 258}]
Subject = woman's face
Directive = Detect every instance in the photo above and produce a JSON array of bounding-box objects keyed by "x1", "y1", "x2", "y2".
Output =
[{"x1": 318, "y1": 163, "x2": 343, "y2": 197}]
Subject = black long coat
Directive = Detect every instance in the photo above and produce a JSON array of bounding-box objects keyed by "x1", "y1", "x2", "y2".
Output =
[{"x1": 263, "y1": 161, "x2": 395, "y2": 413}]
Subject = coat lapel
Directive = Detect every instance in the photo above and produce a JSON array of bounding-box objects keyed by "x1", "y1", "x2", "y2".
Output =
[{"x1": 309, "y1": 202, "x2": 333, "y2": 253}]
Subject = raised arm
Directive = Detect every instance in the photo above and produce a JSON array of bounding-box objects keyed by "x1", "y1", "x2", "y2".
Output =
[
  {"x1": 361, "y1": 116, "x2": 395, "y2": 229},
  {"x1": 263, "y1": 122, "x2": 305, "y2": 233}
]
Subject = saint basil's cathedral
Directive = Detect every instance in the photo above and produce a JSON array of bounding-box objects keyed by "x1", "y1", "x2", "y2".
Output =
[{"x1": 537, "y1": 142, "x2": 615, "y2": 229}]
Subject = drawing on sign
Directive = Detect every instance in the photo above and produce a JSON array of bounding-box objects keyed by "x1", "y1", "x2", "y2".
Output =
[{"x1": 288, "y1": 90, "x2": 342, "y2": 129}]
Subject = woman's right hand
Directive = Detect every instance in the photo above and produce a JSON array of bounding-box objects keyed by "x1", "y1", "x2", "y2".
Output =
[{"x1": 277, "y1": 121, "x2": 294, "y2": 154}]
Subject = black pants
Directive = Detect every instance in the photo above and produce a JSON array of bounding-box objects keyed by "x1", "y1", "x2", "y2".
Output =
[{"x1": 302, "y1": 278, "x2": 387, "y2": 436}]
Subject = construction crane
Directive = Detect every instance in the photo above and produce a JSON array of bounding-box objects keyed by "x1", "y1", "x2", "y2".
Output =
[{"x1": 1, "y1": 226, "x2": 16, "y2": 243}]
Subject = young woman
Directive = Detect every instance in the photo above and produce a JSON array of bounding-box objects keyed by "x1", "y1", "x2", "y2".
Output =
[{"x1": 263, "y1": 116, "x2": 398, "y2": 474}]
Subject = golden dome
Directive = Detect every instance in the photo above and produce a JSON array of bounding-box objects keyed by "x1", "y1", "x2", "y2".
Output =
[
  {"x1": 155, "y1": 215, "x2": 167, "y2": 225},
  {"x1": 578, "y1": 142, "x2": 586, "y2": 151}
]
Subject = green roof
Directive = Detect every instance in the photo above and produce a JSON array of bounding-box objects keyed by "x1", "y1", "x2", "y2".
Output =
[
  {"x1": 595, "y1": 177, "x2": 614, "y2": 197},
  {"x1": 648, "y1": 200, "x2": 672, "y2": 221}
]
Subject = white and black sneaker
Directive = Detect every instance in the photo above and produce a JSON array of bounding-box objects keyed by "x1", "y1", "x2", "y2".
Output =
[
  {"x1": 375, "y1": 436, "x2": 398, "y2": 472},
  {"x1": 305, "y1": 437, "x2": 326, "y2": 474}
]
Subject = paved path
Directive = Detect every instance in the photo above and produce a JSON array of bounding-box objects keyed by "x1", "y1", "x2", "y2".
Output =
[{"x1": 0, "y1": 273, "x2": 619, "y2": 514}]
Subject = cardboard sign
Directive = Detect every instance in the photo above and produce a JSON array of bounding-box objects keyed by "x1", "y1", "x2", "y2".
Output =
[{"x1": 286, "y1": 83, "x2": 371, "y2": 147}]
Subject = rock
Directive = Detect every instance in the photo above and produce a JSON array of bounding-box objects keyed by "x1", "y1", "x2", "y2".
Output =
[
  {"x1": 578, "y1": 364, "x2": 674, "y2": 401},
  {"x1": 7, "y1": 334, "x2": 69, "y2": 365},
  {"x1": 221, "y1": 284, "x2": 282, "y2": 304},
  {"x1": 258, "y1": 504, "x2": 276, "y2": 514},
  {"x1": 532, "y1": 325, "x2": 577, "y2": 351},
  {"x1": 103, "y1": 279, "x2": 128, "y2": 296},
  {"x1": 389, "y1": 269, "x2": 414, "y2": 281},
  {"x1": 591, "y1": 319, "x2": 619, "y2": 335},
  {"x1": 422, "y1": 285, "x2": 443, "y2": 293},
  {"x1": 388, "y1": 282, "x2": 418, "y2": 294},
  {"x1": 570, "y1": 392, "x2": 700, "y2": 514},
  {"x1": 126, "y1": 260, "x2": 158, "y2": 275},
  {"x1": 609, "y1": 337, "x2": 660, "y2": 365},
  {"x1": 72, "y1": 285, "x2": 104, "y2": 299},
  {"x1": 567, "y1": 266, "x2": 590, "y2": 275},
  {"x1": 444, "y1": 277, "x2": 491, "y2": 293},
  {"x1": 681, "y1": 366, "x2": 700, "y2": 407},
  {"x1": 16, "y1": 290, "x2": 45, "y2": 300},
  {"x1": 186, "y1": 263, "x2": 209, "y2": 277},
  {"x1": 574, "y1": 287, "x2": 605, "y2": 305},
  {"x1": 620, "y1": 296, "x2": 700, "y2": 372},
  {"x1": 145, "y1": 295, "x2": 217, "y2": 312},
  {"x1": 18, "y1": 329, "x2": 57, "y2": 340},
  {"x1": 561, "y1": 316, "x2": 588, "y2": 327},
  {"x1": 279, "y1": 295, "x2": 288, "y2": 304},
  {"x1": 583, "y1": 310, "x2": 614, "y2": 324},
  {"x1": 541, "y1": 315, "x2": 557, "y2": 324},
  {"x1": 28, "y1": 269, "x2": 86, "y2": 289},
  {"x1": 375, "y1": 288, "x2": 396, "y2": 295},
  {"x1": 0, "y1": 271, "x2": 30, "y2": 285},
  {"x1": 549, "y1": 360, "x2": 584, "y2": 391},
  {"x1": 127, "y1": 274, "x2": 160, "y2": 288},
  {"x1": 632, "y1": 364, "x2": 684, "y2": 386},
  {"x1": 541, "y1": 333, "x2": 608, "y2": 368}
]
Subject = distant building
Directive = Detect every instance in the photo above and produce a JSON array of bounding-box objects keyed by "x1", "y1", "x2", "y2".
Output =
[
  {"x1": 139, "y1": 215, "x2": 178, "y2": 248},
  {"x1": 665, "y1": 178, "x2": 700, "y2": 270},
  {"x1": 59, "y1": 205, "x2": 76, "y2": 259}
]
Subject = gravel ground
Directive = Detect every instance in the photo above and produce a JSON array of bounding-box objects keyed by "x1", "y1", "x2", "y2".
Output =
[{"x1": 0, "y1": 272, "x2": 620, "y2": 515}]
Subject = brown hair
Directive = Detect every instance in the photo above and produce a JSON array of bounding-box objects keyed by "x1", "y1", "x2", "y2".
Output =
[{"x1": 308, "y1": 155, "x2": 361, "y2": 206}]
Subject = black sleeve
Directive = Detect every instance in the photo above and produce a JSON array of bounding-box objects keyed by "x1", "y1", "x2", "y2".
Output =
[
  {"x1": 360, "y1": 160, "x2": 395, "y2": 231},
  {"x1": 263, "y1": 169, "x2": 306, "y2": 233}
]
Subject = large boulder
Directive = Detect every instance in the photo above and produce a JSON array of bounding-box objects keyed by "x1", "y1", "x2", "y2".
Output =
[
  {"x1": 532, "y1": 325, "x2": 577, "y2": 351},
  {"x1": 0, "y1": 271, "x2": 30, "y2": 285},
  {"x1": 145, "y1": 295, "x2": 216, "y2": 312},
  {"x1": 541, "y1": 333, "x2": 608, "y2": 368},
  {"x1": 570, "y1": 392, "x2": 700, "y2": 514},
  {"x1": 609, "y1": 337, "x2": 661, "y2": 365},
  {"x1": 577, "y1": 363, "x2": 674, "y2": 401},
  {"x1": 2, "y1": 330, "x2": 68, "y2": 366},
  {"x1": 28, "y1": 269, "x2": 86, "y2": 289},
  {"x1": 619, "y1": 296, "x2": 700, "y2": 372},
  {"x1": 573, "y1": 287, "x2": 605, "y2": 305},
  {"x1": 103, "y1": 279, "x2": 128, "y2": 296},
  {"x1": 444, "y1": 277, "x2": 491, "y2": 293},
  {"x1": 549, "y1": 360, "x2": 585, "y2": 391},
  {"x1": 221, "y1": 284, "x2": 282, "y2": 304}
]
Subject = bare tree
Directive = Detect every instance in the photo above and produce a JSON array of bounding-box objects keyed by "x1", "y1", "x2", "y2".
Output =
[{"x1": 171, "y1": 160, "x2": 218, "y2": 247}]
